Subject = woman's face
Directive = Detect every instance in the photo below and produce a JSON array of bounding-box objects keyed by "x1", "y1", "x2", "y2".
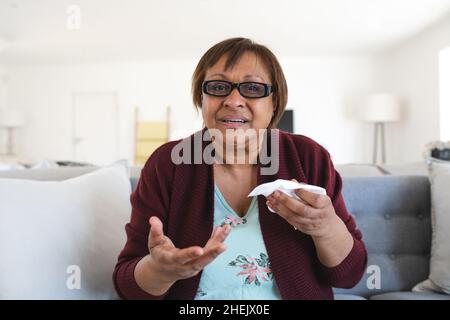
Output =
[{"x1": 201, "y1": 52, "x2": 275, "y2": 137}]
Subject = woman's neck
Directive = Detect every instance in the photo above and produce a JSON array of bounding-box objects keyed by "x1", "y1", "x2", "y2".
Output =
[
  {"x1": 212, "y1": 139, "x2": 262, "y2": 166},
  {"x1": 213, "y1": 162, "x2": 258, "y2": 185}
]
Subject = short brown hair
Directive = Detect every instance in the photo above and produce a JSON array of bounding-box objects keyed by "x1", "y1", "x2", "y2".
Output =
[{"x1": 192, "y1": 37, "x2": 288, "y2": 129}]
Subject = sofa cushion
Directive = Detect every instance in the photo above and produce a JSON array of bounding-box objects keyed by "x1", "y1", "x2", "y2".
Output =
[
  {"x1": 0, "y1": 164, "x2": 132, "y2": 299},
  {"x1": 370, "y1": 291, "x2": 450, "y2": 300},
  {"x1": 413, "y1": 159, "x2": 450, "y2": 294},
  {"x1": 0, "y1": 166, "x2": 99, "y2": 180},
  {"x1": 335, "y1": 164, "x2": 385, "y2": 177},
  {"x1": 334, "y1": 176, "x2": 431, "y2": 298}
]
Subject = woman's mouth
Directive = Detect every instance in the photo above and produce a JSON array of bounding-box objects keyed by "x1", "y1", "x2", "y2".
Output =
[{"x1": 219, "y1": 118, "x2": 249, "y2": 128}]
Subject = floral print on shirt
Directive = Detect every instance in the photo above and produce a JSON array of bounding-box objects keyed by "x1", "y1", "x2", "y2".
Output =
[
  {"x1": 220, "y1": 214, "x2": 247, "y2": 228},
  {"x1": 196, "y1": 288, "x2": 207, "y2": 298},
  {"x1": 228, "y1": 253, "x2": 273, "y2": 286}
]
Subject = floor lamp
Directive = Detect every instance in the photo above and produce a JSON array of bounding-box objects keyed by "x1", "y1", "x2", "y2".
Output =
[{"x1": 364, "y1": 94, "x2": 401, "y2": 165}]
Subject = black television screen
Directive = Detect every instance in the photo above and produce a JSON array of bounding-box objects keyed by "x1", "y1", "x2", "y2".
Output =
[{"x1": 277, "y1": 109, "x2": 293, "y2": 133}]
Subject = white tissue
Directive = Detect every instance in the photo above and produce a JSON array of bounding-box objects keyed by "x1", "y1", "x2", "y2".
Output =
[{"x1": 248, "y1": 179, "x2": 326, "y2": 212}]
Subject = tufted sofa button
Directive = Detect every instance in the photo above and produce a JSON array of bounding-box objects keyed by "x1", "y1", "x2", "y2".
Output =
[
  {"x1": 417, "y1": 214, "x2": 424, "y2": 220},
  {"x1": 389, "y1": 254, "x2": 396, "y2": 260},
  {"x1": 384, "y1": 213, "x2": 392, "y2": 220}
]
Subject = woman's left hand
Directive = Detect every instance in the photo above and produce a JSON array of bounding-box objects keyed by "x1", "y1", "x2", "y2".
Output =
[{"x1": 266, "y1": 186, "x2": 340, "y2": 240}]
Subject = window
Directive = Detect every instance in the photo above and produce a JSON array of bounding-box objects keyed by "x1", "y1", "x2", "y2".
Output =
[{"x1": 439, "y1": 46, "x2": 450, "y2": 141}]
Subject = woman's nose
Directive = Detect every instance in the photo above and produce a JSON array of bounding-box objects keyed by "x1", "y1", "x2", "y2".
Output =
[{"x1": 223, "y1": 87, "x2": 246, "y2": 108}]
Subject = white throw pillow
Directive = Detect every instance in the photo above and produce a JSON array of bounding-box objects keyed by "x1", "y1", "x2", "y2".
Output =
[
  {"x1": 0, "y1": 164, "x2": 131, "y2": 299},
  {"x1": 413, "y1": 159, "x2": 450, "y2": 294}
]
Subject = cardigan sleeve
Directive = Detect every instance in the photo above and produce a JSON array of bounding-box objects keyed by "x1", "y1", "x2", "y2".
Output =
[
  {"x1": 318, "y1": 148, "x2": 367, "y2": 288},
  {"x1": 112, "y1": 143, "x2": 175, "y2": 299},
  {"x1": 298, "y1": 139, "x2": 368, "y2": 288}
]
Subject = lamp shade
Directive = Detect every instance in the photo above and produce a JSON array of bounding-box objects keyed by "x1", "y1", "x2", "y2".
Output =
[
  {"x1": 0, "y1": 108, "x2": 25, "y2": 127},
  {"x1": 364, "y1": 93, "x2": 401, "y2": 123}
]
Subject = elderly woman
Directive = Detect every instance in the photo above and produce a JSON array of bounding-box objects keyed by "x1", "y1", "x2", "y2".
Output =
[{"x1": 113, "y1": 38, "x2": 367, "y2": 300}]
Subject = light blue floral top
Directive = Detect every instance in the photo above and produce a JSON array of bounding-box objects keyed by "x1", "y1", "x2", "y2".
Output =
[{"x1": 194, "y1": 184, "x2": 282, "y2": 300}]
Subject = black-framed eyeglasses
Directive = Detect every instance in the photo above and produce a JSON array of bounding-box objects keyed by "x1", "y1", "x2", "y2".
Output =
[{"x1": 202, "y1": 80, "x2": 273, "y2": 99}]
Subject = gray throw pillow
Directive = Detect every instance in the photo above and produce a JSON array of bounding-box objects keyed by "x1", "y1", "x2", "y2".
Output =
[{"x1": 413, "y1": 159, "x2": 450, "y2": 294}]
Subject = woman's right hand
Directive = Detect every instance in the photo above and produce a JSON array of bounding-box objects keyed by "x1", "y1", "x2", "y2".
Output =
[{"x1": 135, "y1": 216, "x2": 231, "y2": 296}]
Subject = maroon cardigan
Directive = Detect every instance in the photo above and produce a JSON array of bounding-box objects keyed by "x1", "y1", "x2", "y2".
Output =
[{"x1": 113, "y1": 129, "x2": 367, "y2": 300}]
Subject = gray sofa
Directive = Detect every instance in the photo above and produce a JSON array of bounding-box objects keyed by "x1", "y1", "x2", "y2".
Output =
[
  {"x1": 334, "y1": 175, "x2": 449, "y2": 300},
  {"x1": 1, "y1": 164, "x2": 449, "y2": 300}
]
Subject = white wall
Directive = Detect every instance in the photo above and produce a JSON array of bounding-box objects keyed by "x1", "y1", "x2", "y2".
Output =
[
  {"x1": 0, "y1": 65, "x2": 8, "y2": 154},
  {"x1": 6, "y1": 60, "x2": 204, "y2": 163},
  {"x1": 0, "y1": 66, "x2": 6, "y2": 109},
  {"x1": 376, "y1": 15, "x2": 450, "y2": 163},
  {"x1": 282, "y1": 56, "x2": 377, "y2": 164},
  {"x1": 5, "y1": 56, "x2": 379, "y2": 165}
]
